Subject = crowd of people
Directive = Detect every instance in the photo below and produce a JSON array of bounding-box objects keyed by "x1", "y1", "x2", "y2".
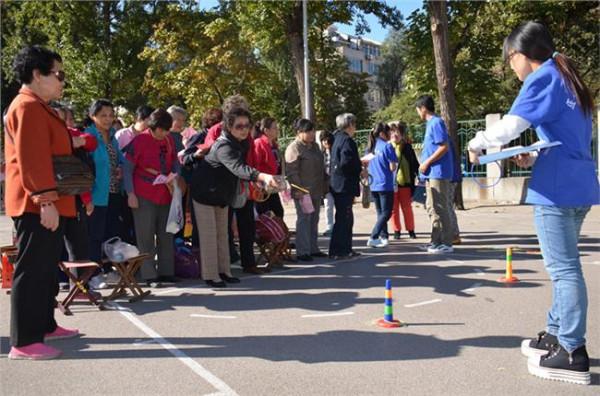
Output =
[{"x1": 3, "y1": 19, "x2": 597, "y2": 387}]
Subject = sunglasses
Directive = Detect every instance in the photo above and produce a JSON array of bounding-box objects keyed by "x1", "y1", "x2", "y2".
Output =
[{"x1": 50, "y1": 70, "x2": 66, "y2": 82}]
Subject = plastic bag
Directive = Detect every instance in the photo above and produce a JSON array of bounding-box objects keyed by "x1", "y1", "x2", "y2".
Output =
[
  {"x1": 166, "y1": 182, "x2": 184, "y2": 234},
  {"x1": 103, "y1": 237, "x2": 140, "y2": 262},
  {"x1": 299, "y1": 194, "x2": 315, "y2": 214}
]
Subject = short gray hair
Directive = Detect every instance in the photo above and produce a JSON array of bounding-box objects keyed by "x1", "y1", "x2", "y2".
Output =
[
  {"x1": 336, "y1": 113, "x2": 356, "y2": 130},
  {"x1": 167, "y1": 105, "x2": 188, "y2": 119}
]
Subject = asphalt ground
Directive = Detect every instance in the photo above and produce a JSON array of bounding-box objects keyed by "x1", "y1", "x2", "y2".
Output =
[{"x1": 0, "y1": 203, "x2": 598, "y2": 395}]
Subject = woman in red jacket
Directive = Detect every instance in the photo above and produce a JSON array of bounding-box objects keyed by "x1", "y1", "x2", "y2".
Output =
[{"x1": 253, "y1": 117, "x2": 284, "y2": 218}]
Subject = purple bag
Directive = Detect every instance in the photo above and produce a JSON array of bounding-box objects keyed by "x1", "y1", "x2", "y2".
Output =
[{"x1": 174, "y1": 246, "x2": 200, "y2": 278}]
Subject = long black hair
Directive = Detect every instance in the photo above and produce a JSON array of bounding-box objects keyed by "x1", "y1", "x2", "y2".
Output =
[
  {"x1": 367, "y1": 122, "x2": 389, "y2": 153},
  {"x1": 503, "y1": 21, "x2": 594, "y2": 116}
]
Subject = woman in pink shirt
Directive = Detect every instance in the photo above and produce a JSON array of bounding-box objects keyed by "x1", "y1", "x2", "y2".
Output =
[{"x1": 124, "y1": 109, "x2": 179, "y2": 287}]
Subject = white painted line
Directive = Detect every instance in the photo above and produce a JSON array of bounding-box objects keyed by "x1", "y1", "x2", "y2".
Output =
[
  {"x1": 447, "y1": 259, "x2": 465, "y2": 264},
  {"x1": 190, "y1": 314, "x2": 237, "y2": 319},
  {"x1": 461, "y1": 282, "x2": 483, "y2": 293},
  {"x1": 476, "y1": 269, "x2": 485, "y2": 276},
  {"x1": 154, "y1": 288, "x2": 190, "y2": 296},
  {"x1": 107, "y1": 302, "x2": 238, "y2": 396},
  {"x1": 404, "y1": 299, "x2": 442, "y2": 308},
  {"x1": 301, "y1": 311, "x2": 355, "y2": 318}
]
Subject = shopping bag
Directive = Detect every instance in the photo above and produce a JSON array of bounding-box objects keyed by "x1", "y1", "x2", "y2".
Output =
[{"x1": 166, "y1": 183, "x2": 184, "y2": 234}]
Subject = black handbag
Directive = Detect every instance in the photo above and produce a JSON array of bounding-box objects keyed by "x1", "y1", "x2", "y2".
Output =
[{"x1": 52, "y1": 155, "x2": 94, "y2": 196}]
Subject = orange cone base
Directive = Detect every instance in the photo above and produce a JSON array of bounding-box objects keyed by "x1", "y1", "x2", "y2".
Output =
[
  {"x1": 376, "y1": 318, "x2": 404, "y2": 328},
  {"x1": 498, "y1": 276, "x2": 519, "y2": 283}
]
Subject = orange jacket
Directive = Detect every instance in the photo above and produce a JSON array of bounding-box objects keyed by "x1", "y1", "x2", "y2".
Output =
[{"x1": 4, "y1": 87, "x2": 76, "y2": 217}]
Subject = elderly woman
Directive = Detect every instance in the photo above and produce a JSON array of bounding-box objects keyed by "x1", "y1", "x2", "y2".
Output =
[
  {"x1": 285, "y1": 118, "x2": 328, "y2": 261},
  {"x1": 5, "y1": 46, "x2": 78, "y2": 360},
  {"x1": 253, "y1": 117, "x2": 284, "y2": 218},
  {"x1": 85, "y1": 99, "x2": 126, "y2": 289},
  {"x1": 124, "y1": 109, "x2": 179, "y2": 287},
  {"x1": 190, "y1": 106, "x2": 279, "y2": 288},
  {"x1": 167, "y1": 105, "x2": 187, "y2": 155}
]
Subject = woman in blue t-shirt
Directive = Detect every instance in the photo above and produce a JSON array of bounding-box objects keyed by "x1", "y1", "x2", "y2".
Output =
[
  {"x1": 468, "y1": 21, "x2": 598, "y2": 385},
  {"x1": 365, "y1": 123, "x2": 398, "y2": 248}
]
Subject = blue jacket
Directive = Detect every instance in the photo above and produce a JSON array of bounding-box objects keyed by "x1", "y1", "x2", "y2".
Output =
[
  {"x1": 85, "y1": 124, "x2": 125, "y2": 206},
  {"x1": 329, "y1": 130, "x2": 362, "y2": 196}
]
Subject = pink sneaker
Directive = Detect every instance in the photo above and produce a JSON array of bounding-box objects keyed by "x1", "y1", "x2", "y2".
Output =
[
  {"x1": 8, "y1": 343, "x2": 62, "y2": 360},
  {"x1": 44, "y1": 325, "x2": 79, "y2": 341}
]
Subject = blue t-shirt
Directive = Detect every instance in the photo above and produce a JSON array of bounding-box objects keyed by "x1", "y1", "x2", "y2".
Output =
[
  {"x1": 420, "y1": 116, "x2": 453, "y2": 180},
  {"x1": 509, "y1": 59, "x2": 599, "y2": 207},
  {"x1": 368, "y1": 138, "x2": 398, "y2": 192}
]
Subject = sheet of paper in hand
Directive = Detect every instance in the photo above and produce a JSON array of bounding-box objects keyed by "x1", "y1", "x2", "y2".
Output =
[
  {"x1": 477, "y1": 141, "x2": 562, "y2": 165},
  {"x1": 153, "y1": 172, "x2": 177, "y2": 185}
]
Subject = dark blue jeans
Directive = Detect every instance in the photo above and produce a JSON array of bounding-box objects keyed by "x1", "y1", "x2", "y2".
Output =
[
  {"x1": 328, "y1": 192, "x2": 354, "y2": 256},
  {"x1": 370, "y1": 190, "x2": 394, "y2": 239}
]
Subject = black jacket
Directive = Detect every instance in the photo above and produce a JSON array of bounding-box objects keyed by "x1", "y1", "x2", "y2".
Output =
[
  {"x1": 329, "y1": 129, "x2": 362, "y2": 197},
  {"x1": 396, "y1": 142, "x2": 420, "y2": 192},
  {"x1": 190, "y1": 131, "x2": 259, "y2": 207}
]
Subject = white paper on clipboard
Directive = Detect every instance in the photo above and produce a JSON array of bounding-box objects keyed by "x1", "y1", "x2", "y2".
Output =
[{"x1": 478, "y1": 141, "x2": 562, "y2": 165}]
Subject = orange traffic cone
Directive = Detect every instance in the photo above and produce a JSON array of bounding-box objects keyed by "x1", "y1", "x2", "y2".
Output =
[{"x1": 499, "y1": 247, "x2": 519, "y2": 283}]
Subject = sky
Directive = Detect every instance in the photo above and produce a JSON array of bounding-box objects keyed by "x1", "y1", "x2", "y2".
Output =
[
  {"x1": 197, "y1": 0, "x2": 424, "y2": 44},
  {"x1": 336, "y1": 0, "x2": 424, "y2": 43}
]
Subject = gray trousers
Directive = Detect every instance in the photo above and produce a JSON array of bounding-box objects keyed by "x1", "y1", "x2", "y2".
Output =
[
  {"x1": 448, "y1": 182, "x2": 460, "y2": 238},
  {"x1": 132, "y1": 196, "x2": 174, "y2": 280},
  {"x1": 425, "y1": 179, "x2": 453, "y2": 246},
  {"x1": 294, "y1": 195, "x2": 321, "y2": 256}
]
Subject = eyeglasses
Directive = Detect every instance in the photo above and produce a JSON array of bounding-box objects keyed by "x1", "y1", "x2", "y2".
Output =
[
  {"x1": 232, "y1": 123, "x2": 251, "y2": 131},
  {"x1": 49, "y1": 70, "x2": 66, "y2": 82}
]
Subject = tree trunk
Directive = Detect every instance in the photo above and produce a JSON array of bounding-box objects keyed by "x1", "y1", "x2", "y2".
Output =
[
  {"x1": 102, "y1": 1, "x2": 112, "y2": 99},
  {"x1": 428, "y1": 0, "x2": 463, "y2": 209},
  {"x1": 285, "y1": 1, "x2": 315, "y2": 121}
]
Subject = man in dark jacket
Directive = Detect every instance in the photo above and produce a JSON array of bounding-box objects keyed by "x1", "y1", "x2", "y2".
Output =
[{"x1": 328, "y1": 113, "x2": 363, "y2": 259}]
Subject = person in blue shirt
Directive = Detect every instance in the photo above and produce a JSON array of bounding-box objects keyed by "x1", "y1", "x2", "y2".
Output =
[
  {"x1": 365, "y1": 123, "x2": 398, "y2": 248},
  {"x1": 468, "y1": 21, "x2": 598, "y2": 385},
  {"x1": 416, "y1": 95, "x2": 454, "y2": 254}
]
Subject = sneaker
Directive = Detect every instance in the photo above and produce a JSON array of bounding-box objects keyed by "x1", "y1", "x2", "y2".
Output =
[
  {"x1": 8, "y1": 343, "x2": 62, "y2": 360},
  {"x1": 367, "y1": 238, "x2": 384, "y2": 248},
  {"x1": 297, "y1": 254, "x2": 313, "y2": 262},
  {"x1": 380, "y1": 238, "x2": 389, "y2": 247},
  {"x1": 419, "y1": 243, "x2": 434, "y2": 251},
  {"x1": 45, "y1": 325, "x2": 79, "y2": 341},
  {"x1": 408, "y1": 231, "x2": 417, "y2": 239},
  {"x1": 104, "y1": 271, "x2": 121, "y2": 284},
  {"x1": 521, "y1": 331, "x2": 558, "y2": 358},
  {"x1": 527, "y1": 344, "x2": 590, "y2": 385},
  {"x1": 427, "y1": 244, "x2": 454, "y2": 254},
  {"x1": 88, "y1": 274, "x2": 107, "y2": 290},
  {"x1": 393, "y1": 231, "x2": 401, "y2": 240}
]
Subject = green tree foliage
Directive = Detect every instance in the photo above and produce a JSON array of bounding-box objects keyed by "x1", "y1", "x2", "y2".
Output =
[
  {"x1": 1, "y1": 0, "x2": 166, "y2": 116},
  {"x1": 376, "y1": 0, "x2": 599, "y2": 123},
  {"x1": 376, "y1": 29, "x2": 406, "y2": 107}
]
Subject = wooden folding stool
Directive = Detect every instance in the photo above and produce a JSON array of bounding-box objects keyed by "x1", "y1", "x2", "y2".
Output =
[
  {"x1": 103, "y1": 254, "x2": 152, "y2": 303},
  {"x1": 57, "y1": 261, "x2": 107, "y2": 315}
]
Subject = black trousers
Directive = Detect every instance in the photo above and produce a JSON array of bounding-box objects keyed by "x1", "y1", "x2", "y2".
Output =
[
  {"x1": 255, "y1": 193, "x2": 284, "y2": 218},
  {"x1": 88, "y1": 193, "x2": 123, "y2": 271},
  {"x1": 328, "y1": 192, "x2": 355, "y2": 256},
  {"x1": 234, "y1": 200, "x2": 256, "y2": 268},
  {"x1": 11, "y1": 213, "x2": 66, "y2": 347},
  {"x1": 64, "y1": 197, "x2": 90, "y2": 261}
]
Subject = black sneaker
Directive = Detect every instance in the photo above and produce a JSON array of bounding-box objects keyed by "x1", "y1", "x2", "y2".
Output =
[
  {"x1": 393, "y1": 231, "x2": 401, "y2": 240},
  {"x1": 408, "y1": 231, "x2": 417, "y2": 239},
  {"x1": 297, "y1": 254, "x2": 313, "y2": 262},
  {"x1": 527, "y1": 343, "x2": 590, "y2": 385},
  {"x1": 521, "y1": 331, "x2": 558, "y2": 358}
]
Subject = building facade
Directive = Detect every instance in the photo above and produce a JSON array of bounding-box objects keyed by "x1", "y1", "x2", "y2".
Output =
[{"x1": 325, "y1": 25, "x2": 385, "y2": 111}]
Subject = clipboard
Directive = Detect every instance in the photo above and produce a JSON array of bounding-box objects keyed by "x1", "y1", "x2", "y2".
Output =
[{"x1": 477, "y1": 141, "x2": 562, "y2": 165}]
